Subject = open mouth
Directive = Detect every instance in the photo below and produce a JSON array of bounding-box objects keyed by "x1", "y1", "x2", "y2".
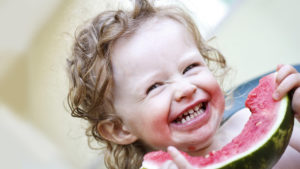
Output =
[{"x1": 173, "y1": 102, "x2": 207, "y2": 124}]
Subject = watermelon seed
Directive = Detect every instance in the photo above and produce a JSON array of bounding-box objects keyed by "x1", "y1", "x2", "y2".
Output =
[
  {"x1": 256, "y1": 121, "x2": 262, "y2": 126},
  {"x1": 258, "y1": 103, "x2": 265, "y2": 109}
]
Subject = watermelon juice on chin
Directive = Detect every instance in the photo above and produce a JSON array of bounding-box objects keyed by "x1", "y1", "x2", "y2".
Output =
[{"x1": 141, "y1": 73, "x2": 294, "y2": 169}]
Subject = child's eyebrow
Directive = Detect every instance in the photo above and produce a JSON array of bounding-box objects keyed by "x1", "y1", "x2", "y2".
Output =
[
  {"x1": 178, "y1": 51, "x2": 204, "y2": 67},
  {"x1": 135, "y1": 71, "x2": 160, "y2": 92},
  {"x1": 134, "y1": 51, "x2": 203, "y2": 93},
  {"x1": 181, "y1": 50, "x2": 202, "y2": 60}
]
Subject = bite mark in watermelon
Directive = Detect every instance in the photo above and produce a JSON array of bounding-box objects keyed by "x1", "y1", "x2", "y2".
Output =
[{"x1": 140, "y1": 73, "x2": 294, "y2": 169}]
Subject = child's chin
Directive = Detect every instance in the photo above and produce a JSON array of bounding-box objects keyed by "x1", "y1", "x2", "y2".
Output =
[{"x1": 178, "y1": 138, "x2": 214, "y2": 155}]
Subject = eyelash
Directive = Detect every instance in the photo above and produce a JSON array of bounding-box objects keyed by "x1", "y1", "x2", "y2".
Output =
[
  {"x1": 146, "y1": 63, "x2": 199, "y2": 94},
  {"x1": 183, "y1": 63, "x2": 199, "y2": 74},
  {"x1": 146, "y1": 82, "x2": 162, "y2": 94}
]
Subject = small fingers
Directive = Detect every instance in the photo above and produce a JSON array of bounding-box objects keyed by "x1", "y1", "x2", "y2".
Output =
[
  {"x1": 168, "y1": 146, "x2": 193, "y2": 169},
  {"x1": 292, "y1": 88, "x2": 300, "y2": 121},
  {"x1": 161, "y1": 160, "x2": 178, "y2": 169},
  {"x1": 276, "y1": 64, "x2": 284, "y2": 71},
  {"x1": 275, "y1": 64, "x2": 298, "y2": 84},
  {"x1": 273, "y1": 73, "x2": 300, "y2": 100}
]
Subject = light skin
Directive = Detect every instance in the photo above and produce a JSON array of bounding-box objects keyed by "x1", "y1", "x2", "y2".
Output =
[
  {"x1": 163, "y1": 67, "x2": 300, "y2": 169},
  {"x1": 98, "y1": 17, "x2": 300, "y2": 168},
  {"x1": 162, "y1": 64, "x2": 300, "y2": 169},
  {"x1": 108, "y1": 17, "x2": 224, "y2": 152}
]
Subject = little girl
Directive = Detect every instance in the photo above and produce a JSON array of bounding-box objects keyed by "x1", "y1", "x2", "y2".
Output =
[{"x1": 66, "y1": 0, "x2": 300, "y2": 168}]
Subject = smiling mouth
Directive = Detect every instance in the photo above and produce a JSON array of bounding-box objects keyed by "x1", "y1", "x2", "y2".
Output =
[{"x1": 173, "y1": 102, "x2": 207, "y2": 124}]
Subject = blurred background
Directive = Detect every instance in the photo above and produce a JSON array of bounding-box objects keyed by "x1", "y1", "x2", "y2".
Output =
[{"x1": 0, "y1": 0, "x2": 299, "y2": 168}]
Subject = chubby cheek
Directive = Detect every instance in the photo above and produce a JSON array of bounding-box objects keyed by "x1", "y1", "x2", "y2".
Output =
[
  {"x1": 202, "y1": 73, "x2": 225, "y2": 115},
  {"x1": 130, "y1": 117, "x2": 171, "y2": 150},
  {"x1": 132, "y1": 102, "x2": 172, "y2": 148},
  {"x1": 139, "y1": 118, "x2": 171, "y2": 148},
  {"x1": 211, "y1": 85, "x2": 225, "y2": 115}
]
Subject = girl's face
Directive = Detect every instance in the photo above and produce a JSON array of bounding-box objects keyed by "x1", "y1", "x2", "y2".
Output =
[{"x1": 111, "y1": 18, "x2": 225, "y2": 154}]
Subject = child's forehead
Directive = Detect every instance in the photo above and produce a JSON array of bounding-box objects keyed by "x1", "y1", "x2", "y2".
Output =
[
  {"x1": 111, "y1": 17, "x2": 194, "y2": 61},
  {"x1": 110, "y1": 17, "x2": 199, "y2": 77},
  {"x1": 136, "y1": 17, "x2": 185, "y2": 35},
  {"x1": 112, "y1": 17, "x2": 193, "y2": 54}
]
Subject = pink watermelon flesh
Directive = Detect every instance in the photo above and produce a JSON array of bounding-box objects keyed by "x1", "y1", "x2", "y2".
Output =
[{"x1": 142, "y1": 73, "x2": 288, "y2": 168}]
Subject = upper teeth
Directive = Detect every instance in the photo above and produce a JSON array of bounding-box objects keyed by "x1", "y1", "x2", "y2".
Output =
[{"x1": 175, "y1": 103, "x2": 205, "y2": 124}]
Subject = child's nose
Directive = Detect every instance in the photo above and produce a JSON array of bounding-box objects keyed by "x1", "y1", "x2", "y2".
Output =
[{"x1": 174, "y1": 81, "x2": 196, "y2": 102}]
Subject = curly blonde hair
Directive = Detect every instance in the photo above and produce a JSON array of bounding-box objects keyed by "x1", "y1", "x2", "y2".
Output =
[{"x1": 67, "y1": 0, "x2": 228, "y2": 168}]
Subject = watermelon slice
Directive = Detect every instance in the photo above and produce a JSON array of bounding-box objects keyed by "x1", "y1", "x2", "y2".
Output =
[{"x1": 141, "y1": 73, "x2": 294, "y2": 169}]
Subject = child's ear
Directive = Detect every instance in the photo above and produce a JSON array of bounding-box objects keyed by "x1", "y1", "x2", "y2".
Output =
[{"x1": 97, "y1": 121, "x2": 138, "y2": 145}]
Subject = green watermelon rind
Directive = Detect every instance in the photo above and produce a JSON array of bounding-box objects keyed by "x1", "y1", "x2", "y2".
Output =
[{"x1": 212, "y1": 96, "x2": 294, "y2": 169}]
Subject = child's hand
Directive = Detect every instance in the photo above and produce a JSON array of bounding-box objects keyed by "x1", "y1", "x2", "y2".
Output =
[
  {"x1": 273, "y1": 64, "x2": 300, "y2": 122},
  {"x1": 159, "y1": 146, "x2": 196, "y2": 169}
]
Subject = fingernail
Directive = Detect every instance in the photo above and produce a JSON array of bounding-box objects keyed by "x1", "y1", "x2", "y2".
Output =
[
  {"x1": 273, "y1": 92, "x2": 279, "y2": 100},
  {"x1": 168, "y1": 146, "x2": 176, "y2": 152},
  {"x1": 277, "y1": 64, "x2": 283, "y2": 70}
]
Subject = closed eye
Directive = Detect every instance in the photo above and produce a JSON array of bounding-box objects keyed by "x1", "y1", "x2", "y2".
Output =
[
  {"x1": 183, "y1": 63, "x2": 199, "y2": 74},
  {"x1": 146, "y1": 82, "x2": 163, "y2": 94}
]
